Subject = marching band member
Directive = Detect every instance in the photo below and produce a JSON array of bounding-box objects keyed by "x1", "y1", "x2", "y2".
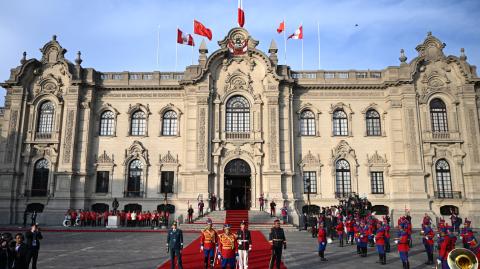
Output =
[
  {"x1": 200, "y1": 218, "x2": 217, "y2": 269},
  {"x1": 317, "y1": 222, "x2": 328, "y2": 261},
  {"x1": 421, "y1": 222, "x2": 435, "y2": 265},
  {"x1": 461, "y1": 218, "x2": 474, "y2": 249},
  {"x1": 396, "y1": 225, "x2": 410, "y2": 269},
  {"x1": 374, "y1": 222, "x2": 386, "y2": 265},
  {"x1": 336, "y1": 219, "x2": 344, "y2": 247}
]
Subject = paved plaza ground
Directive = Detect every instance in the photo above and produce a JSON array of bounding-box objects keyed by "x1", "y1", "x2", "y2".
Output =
[{"x1": 0, "y1": 227, "x2": 463, "y2": 269}]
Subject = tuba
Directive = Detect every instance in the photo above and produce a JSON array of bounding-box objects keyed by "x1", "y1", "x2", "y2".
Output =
[{"x1": 447, "y1": 248, "x2": 478, "y2": 269}]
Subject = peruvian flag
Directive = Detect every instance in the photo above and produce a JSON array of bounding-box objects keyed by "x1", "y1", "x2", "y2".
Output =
[
  {"x1": 238, "y1": 0, "x2": 245, "y2": 27},
  {"x1": 288, "y1": 25, "x2": 303, "y2": 39},
  {"x1": 194, "y1": 20, "x2": 212, "y2": 41},
  {"x1": 177, "y1": 28, "x2": 195, "y2": 46},
  {"x1": 277, "y1": 20, "x2": 285, "y2": 33}
]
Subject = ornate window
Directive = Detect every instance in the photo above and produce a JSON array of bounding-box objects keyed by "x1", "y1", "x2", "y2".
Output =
[
  {"x1": 300, "y1": 110, "x2": 316, "y2": 136},
  {"x1": 96, "y1": 171, "x2": 109, "y2": 193},
  {"x1": 130, "y1": 110, "x2": 146, "y2": 136},
  {"x1": 366, "y1": 109, "x2": 381, "y2": 136},
  {"x1": 127, "y1": 159, "x2": 143, "y2": 197},
  {"x1": 333, "y1": 109, "x2": 348, "y2": 136},
  {"x1": 371, "y1": 172, "x2": 384, "y2": 194},
  {"x1": 430, "y1": 98, "x2": 448, "y2": 132},
  {"x1": 32, "y1": 159, "x2": 49, "y2": 197},
  {"x1": 335, "y1": 159, "x2": 351, "y2": 196},
  {"x1": 162, "y1": 110, "x2": 178, "y2": 136},
  {"x1": 436, "y1": 159, "x2": 453, "y2": 198},
  {"x1": 99, "y1": 111, "x2": 115, "y2": 136},
  {"x1": 37, "y1": 101, "x2": 55, "y2": 133},
  {"x1": 160, "y1": 171, "x2": 174, "y2": 193},
  {"x1": 303, "y1": 171, "x2": 317, "y2": 194},
  {"x1": 226, "y1": 96, "x2": 250, "y2": 133}
]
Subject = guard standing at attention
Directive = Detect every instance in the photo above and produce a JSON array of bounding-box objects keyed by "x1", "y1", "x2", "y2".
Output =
[
  {"x1": 166, "y1": 221, "x2": 183, "y2": 269},
  {"x1": 236, "y1": 220, "x2": 252, "y2": 269},
  {"x1": 200, "y1": 218, "x2": 217, "y2": 269},
  {"x1": 217, "y1": 224, "x2": 237, "y2": 269},
  {"x1": 269, "y1": 219, "x2": 286, "y2": 269}
]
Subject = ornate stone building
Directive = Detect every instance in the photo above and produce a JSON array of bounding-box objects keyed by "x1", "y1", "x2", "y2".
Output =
[{"x1": 0, "y1": 28, "x2": 479, "y2": 226}]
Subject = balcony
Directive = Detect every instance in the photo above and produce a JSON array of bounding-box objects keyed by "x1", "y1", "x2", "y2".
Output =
[
  {"x1": 423, "y1": 131, "x2": 461, "y2": 142},
  {"x1": 35, "y1": 132, "x2": 52, "y2": 140},
  {"x1": 25, "y1": 189, "x2": 49, "y2": 197},
  {"x1": 123, "y1": 191, "x2": 144, "y2": 198},
  {"x1": 335, "y1": 192, "x2": 352, "y2": 199},
  {"x1": 225, "y1": 132, "x2": 250, "y2": 140},
  {"x1": 434, "y1": 191, "x2": 462, "y2": 199}
]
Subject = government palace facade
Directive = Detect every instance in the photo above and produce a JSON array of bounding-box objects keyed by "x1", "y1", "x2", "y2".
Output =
[{"x1": 0, "y1": 27, "x2": 479, "y2": 226}]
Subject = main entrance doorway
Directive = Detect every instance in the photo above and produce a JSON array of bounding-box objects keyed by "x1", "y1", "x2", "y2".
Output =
[{"x1": 224, "y1": 159, "x2": 251, "y2": 210}]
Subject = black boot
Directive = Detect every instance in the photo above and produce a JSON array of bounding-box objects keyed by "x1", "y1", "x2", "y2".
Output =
[
  {"x1": 210, "y1": 258, "x2": 215, "y2": 269},
  {"x1": 376, "y1": 254, "x2": 382, "y2": 263},
  {"x1": 402, "y1": 262, "x2": 406, "y2": 269},
  {"x1": 357, "y1": 246, "x2": 361, "y2": 254},
  {"x1": 429, "y1": 253, "x2": 434, "y2": 265},
  {"x1": 204, "y1": 257, "x2": 209, "y2": 269},
  {"x1": 318, "y1": 251, "x2": 321, "y2": 257},
  {"x1": 321, "y1": 251, "x2": 328, "y2": 261},
  {"x1": 382, "y1": 254, "x2": 386, "y2": 265},
  {"x1": 406, "y1": 261, "x2": 410, "y2": 269}
]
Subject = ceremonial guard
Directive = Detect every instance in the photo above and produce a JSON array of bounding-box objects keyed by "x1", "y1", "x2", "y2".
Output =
[
  {"x1": 346, "y1": 216, "x2": 354, "y2": 245},
  {"x1": 421, "y1": 223, "x2": 435, "y2": 265},
  {"x1": 198, "y1": 200, "x2": 205, "y2": 217},
  {"x1": 269, "y1": 219, "x2": 286, "y2": 269},
  {"x1": 461, "y1": 219, "x2": 474, "y2": 249},
  {"x1": 396, "y1": 225, "x2": 410, "y2": 269},
  {"x1": 374, "y1": 222, "x2": 386, "y2": 265},
  {"x1": 467, "y1": 236, "x2": 480, "y2": 262},
  {"x1": 259, "y1": 194, "x2": 265, "y2": 211},
  {"x1": 317, "y1": 222, "x2": 328, "y2": 261},
  {"x1": 200, "y1": 219, "x2": 217, "y2": 269},
  {"x1": 358, "y1": 221, "x2": 369, "y2": 257},
  {"x1": 336, "y1": 220, "x2": 344, "y2": 247},
  {"x1": 384, "y1": 222, "x2": 391, "y2": 253},
  {"x1": 422, "y1": 213, "x2": 432, "y2": 229},
  {"x1": 217, "y1": 224, "x2": 237, "y2": 269},
  {"x1": 166, "y1": 221, "x2": 183, "y2": 269},
  {"x1": 437, "y1": 226, "x2": 456, "y2": 269},
  {"x1": 236, "y1": 220, "x2": 252, "y2": 269},
  {"x1": 270, "y1": 200, "x2": 276, "y2": 217}
]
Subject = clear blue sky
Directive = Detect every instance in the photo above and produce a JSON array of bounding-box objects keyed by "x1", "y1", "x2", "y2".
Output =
[{"x1": 1, "y1": 0, "x2": 479, "y2": 105}]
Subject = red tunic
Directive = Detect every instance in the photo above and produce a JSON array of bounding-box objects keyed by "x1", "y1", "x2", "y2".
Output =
[
  {"x1": 397, "y1": 233, "x2": 409, "y2": 252},
  {"x1": 218, "y1": 233, "x2": 237, "y2": 259},
  {"x1": 375, "y1": 229, "x2": 385, "y2": 246},
  {"x1": 201, "y1": 228, "x2": 218, "y2": 249},
  {"x1": 336, "y1": 222, "x2": 344, "y2": 235},
  {"x1": 317, "y1": 228, "x2": 327, "y2": 243}
]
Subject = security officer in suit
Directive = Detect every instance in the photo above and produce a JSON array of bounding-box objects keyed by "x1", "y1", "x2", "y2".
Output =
[
  {"x1": 166, "y1": 221, "x2": 183, "y2": 269},
  {"x1": 25, "y1": 224, "x2": 43, "y2": 269},
  {"x1": 269, "y1": 219, "x2": 286, "y2": 269}
]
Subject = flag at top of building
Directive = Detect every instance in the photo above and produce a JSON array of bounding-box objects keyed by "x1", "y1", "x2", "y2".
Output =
[
  {"x1": 288, "y1": 25, "x2": 303, "y2": 39},
  {"x1": 194, "y1": 20, "x2": 212, "y2": 40},
  {"x1": 238, "y1": 0, "x2": 245, "y2": 27},
  {"x1": 277, "y1": 20, "x2": 285, "y2": 34},
  {"x1": 177, "y1": 28, "x2": 195, "y2": 46}
]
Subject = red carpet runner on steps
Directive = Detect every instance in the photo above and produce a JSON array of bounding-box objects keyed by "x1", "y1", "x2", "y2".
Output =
[{"x1": 158, "y1": 210, "x2": 287, "y2": 269}]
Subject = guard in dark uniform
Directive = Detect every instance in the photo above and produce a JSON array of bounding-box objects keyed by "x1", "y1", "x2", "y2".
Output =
[
  {"x1": 269, "y1": 219, "x2": 286, "y2": 269},
  {"x1": 166, "y1": 221, "x2": 183, "y2": 269},
  {"x1": 236, "y1": 220, "x2": 252, "y2": 269}
]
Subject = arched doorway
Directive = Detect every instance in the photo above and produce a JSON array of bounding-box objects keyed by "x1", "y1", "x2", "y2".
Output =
[{"x1": 224, "y1": 159, "x2": 251, "y2": 210}]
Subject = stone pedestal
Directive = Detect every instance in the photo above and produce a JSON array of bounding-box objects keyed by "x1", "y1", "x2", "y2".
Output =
[{"x1": 106, "y1": 216, "x2": 120, "y2": 229}]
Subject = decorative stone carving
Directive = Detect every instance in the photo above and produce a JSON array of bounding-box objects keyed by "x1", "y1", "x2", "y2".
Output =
[
  {"x1": 127, "y1": 103, "x2": 150, "y2": 115},
  {"x1": 96, "y1": 150, "x2": 114, "y2": 164},
  {"x1": 63, "y1": 110, "x2": 75, "y2": 163},
  {"x1": 160, "y1": 151, "x2": 178, "y2": 164},
  {"x1": 367, "y1": 151, "x2": 388, "y2": 165},
  {"x1": 4, "y1": 110, "x2": 18, "y2": 163},
  {"x1": 40, "y1": 35, "x2": 67, "y2": 64},
  {"x1": 123, "y1": 141, "x2": 149, "y2": 165},
  {"x1": 32, "y1": 144, "x2": 58, "y2": 160},
  {"x1": 33, "y1": 73, "x2": 64, "y2": 98},
  {"x1": 197, "y1": 107, "x2": 206, "y2": 165},
  {"x1": 299, "y1": 151, "x2": 321, "y2": 167},
  {"x1": 224, "y1": 71, "x2": 254, "y2": 95},
  {"x1": 415, "y1": 32, "x2": 446, "y2": 62}
]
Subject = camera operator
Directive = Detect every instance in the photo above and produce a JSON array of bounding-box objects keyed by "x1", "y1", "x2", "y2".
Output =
[{"x1": 25, "y1": 224, "x2": 43, "y2": 269}]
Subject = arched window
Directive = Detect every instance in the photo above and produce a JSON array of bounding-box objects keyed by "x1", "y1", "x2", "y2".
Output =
[
  {"x1": 32, "y1": 159, "x2": 49, "y2": 197},
  {"x1": 99, "y1": 111, "x2": 115, "y2": 136},
  {"x1": 226, "y1": 96, "x2": 250, "y2": 133},
  {"x1": 366, "y1": 109, "x2": 381, "y2": 136},
  {"x1": 162, "y1": 110, "x2": 178, "y2": 136},
  {"x1": 37, "y1": 101, "x2": 55, "y2": 133},
  {"x1": 335, "y1": 159, "x2": 351, "y2": 197},
  {"x1": 300, "y1": 110, "x2": 316, "y2": 136},
  {"x1": 127, "y1": 159, "x2": 143, "y2": 197},
  {"x1": 333, "y1": 109, "x2": 348, "y2": 136},
  {"x1": 430, "y1": 99, "x2": 448, "y2": 132},
  {"x1": 436, "y1": 159, "x2": 453, "y2": 198},
  {"x1": 130, "y1": 110, "x2": 146, "y2": 136}
]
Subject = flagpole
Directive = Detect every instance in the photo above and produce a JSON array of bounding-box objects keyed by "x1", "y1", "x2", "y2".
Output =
[
  {"x1": 301, "y1": 22, "x2": 304, "y2": 70},
  {"x1": 283, "y1": 17, "x2": 287, "y2": 65},
  {"x1": 191, "y1": 19, "x2": 195, "y2": 65},
  {"x1": 156, "y1": 25, "x2": 160, "y2": 70},
  {"x1": 317, "y1": 21, "x2": 321, "y2": 70},
  {"x1": 191, "y1": 42, "x2": 194, "y2": 65},
  {"x1": 175, "y1": 26, "x2": 178, "y2": 72}
]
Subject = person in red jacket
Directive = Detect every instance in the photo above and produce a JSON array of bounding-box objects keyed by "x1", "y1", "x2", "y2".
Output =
[
  {"x1": 126, "y1": 211, "x2": 132, "y2": 227},
  {"x1": 384, "y1": 223, "x2": 391, "y2": 253},
  {"x1": 438, "y1": 227, "x2": 456, "y2": 269},
  {"x1": 317, "y1": 222, "x2": 328, "y2": 261},
  {"x1": 358, "y1": 222, "x2": 369, "y2": 257},
  {"x1": 218, "y1": 224, "x2": 237, "y2": 269},
  {"x1": 346, "y1": 217, "x2": 354, "y2": 245},
  {"x1": 200, "y1": 218, "x2": 217, "y2": 269},
  {"x1": 396, "y1": 226, "x2": 410, "y2": 269},
  {"x1": 421, "y1": 223, "x2": 435, "y2": 265},
  {"x1": 336, "y1": 221, "x2": 344, "y2": 247},
  {"x1": 375, "y1": 222, "x2": 386, "y2": 265}
]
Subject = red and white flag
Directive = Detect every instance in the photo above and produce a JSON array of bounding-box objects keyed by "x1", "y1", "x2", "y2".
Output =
[
  {"x1": 288, "y1": 25, "x2": 303, "y2": 40},
  {"x1": 177, "y1": 28, "x2": 195, "y2": 46},
  {"x1": 194, "y1": 20, "x2": 212, "y2": 41},
  {"x1": 277, "y1": 20, "x2": 285, "y2": 33},
  {"x1": 238, "y1": 0, "x2": 245, "y2": 27}
]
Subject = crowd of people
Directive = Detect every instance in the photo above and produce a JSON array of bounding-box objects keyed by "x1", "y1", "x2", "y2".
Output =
[
  {"x1": 63, "y1": 209, "x2": 172, "y2": 227},
  {"x1": 0, "y1": 224, "x2": 43, "y2": 269}
]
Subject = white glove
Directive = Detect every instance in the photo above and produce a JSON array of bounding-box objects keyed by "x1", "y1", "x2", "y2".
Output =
[
  {"x1": 373, "y1": 238, "x2": 376, "y2": 243},
  {"x1": 201, "y1": 246, "x2": 204, "y2": 251},
  {"x1": 394, "y1": 240, "x2": 399, "y2": 244}
]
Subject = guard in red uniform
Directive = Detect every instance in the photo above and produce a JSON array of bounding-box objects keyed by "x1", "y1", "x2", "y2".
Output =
[
  {"x1": 396, "y1": 226, "x2": 410, "y2": 269},
  {"x1": 461, "y1": 219, "x2": 474, "y2": 249},
  {"x1": 218, "y1": 224, "x2": 237, "y2": 269},
  {"x1": 317, "y1": 222, "x2": 328, "y2": 261},
  {"x1": 358, "y1": 222, "x2": 370, "y2": 257},
  {"x1": 346, "y1": 217, "x2": 354, "y2": 245},
  {"x1": 375, "y1": 222, "x2": 386, "y2": 265},
  {"x1": 438, "y1": 227, "x2": 456, "y2": 269},
  {"x1": 200, "y1": 219, "x2": 217, "y2": 269},
  {"x1": 336, "y1": 221, "x2": 344, "y2": 247},
  {"x1": 422, "y1": 223, "x2": 435, "y2": 265}
]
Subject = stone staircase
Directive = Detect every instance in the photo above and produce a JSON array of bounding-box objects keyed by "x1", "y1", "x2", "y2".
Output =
[{"x1": 179, "y1": 210, "x2": 298, "y2": 232}]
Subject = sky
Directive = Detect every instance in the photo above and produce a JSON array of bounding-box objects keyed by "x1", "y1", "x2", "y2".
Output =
[{"x1": 0, "y1": 0, "x2": 479, "y2": 105}]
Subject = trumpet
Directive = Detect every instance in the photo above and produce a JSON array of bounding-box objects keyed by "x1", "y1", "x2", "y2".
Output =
[{"x1": 446, "y1": 248, "x2": 478, "y2": 269}]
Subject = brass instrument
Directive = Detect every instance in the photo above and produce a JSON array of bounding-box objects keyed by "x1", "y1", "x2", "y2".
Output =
[{"x1": 446, "y1": 248, "x2": 478, "y2": 269}]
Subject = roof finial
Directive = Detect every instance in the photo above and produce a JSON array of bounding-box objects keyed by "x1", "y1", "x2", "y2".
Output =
[
  {"x1": 399, "y1": 49, "x2": 407, "y2": 64},
  {"x1": 20, "y1": 51, "x2": 27, "y2": 64},
  {"x1": 52, "y1": 35, "x2": 57, "y2": 41},
  {"x1": 199, "y1": 39, "x2": 208, "y2": 54},
  {"x1": 75, "y1": 51, "x2": 83, "y2": 65},
  {"x1": 427, "y1": 31, "x2": 432, "y2": 37},
  {"x1": 460, "y1": 48, "x2": 467, "y2": 61}
]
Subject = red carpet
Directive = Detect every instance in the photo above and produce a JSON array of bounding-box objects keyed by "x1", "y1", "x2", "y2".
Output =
[{"x1": 158, "y1": 210, "x2": 287, "y2": 269}]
